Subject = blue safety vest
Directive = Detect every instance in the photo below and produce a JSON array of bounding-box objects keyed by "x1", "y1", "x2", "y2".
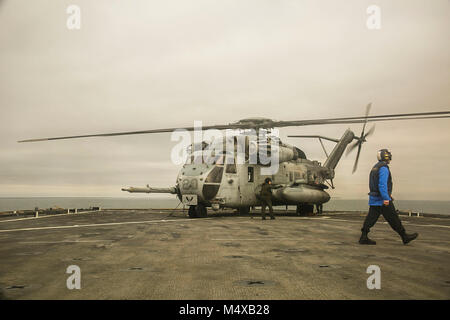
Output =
[{"x1": 368, "y1": 161, "x2": 392, "y2": 206}]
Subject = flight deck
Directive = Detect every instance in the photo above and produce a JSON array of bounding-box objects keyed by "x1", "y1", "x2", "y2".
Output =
[{"x1": 0, "y1": 209, "x2": 449, "y2": 300}]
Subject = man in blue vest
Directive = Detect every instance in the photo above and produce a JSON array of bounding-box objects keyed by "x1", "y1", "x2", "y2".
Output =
[{"x1": 359, "y1": 149, "x2": 418, "y2": 245}]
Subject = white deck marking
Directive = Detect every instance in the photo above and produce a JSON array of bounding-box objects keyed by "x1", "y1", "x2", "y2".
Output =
[
  {"x1": 211, "y1": 238, "x2": 305, "y2": 241},
  {"x1": 0, "y1": 210, "x2": 100, "y2": 223},
  {"x1": 0, "y1": 214, "x2": 447, "y2": 235},
  {"x1": 240, "y1": 216, "x2": 331, "y2": 220},
  {"x1": 0, "y1": 218, "x2": 209, "y2": 233},
  {"x1": 406, "y1": 223, "x2": 450, "y2": 229},
  {"x1": 324, "y1": 218, "x2": 450, "y2": 229},
  {"x1": 19, "y1": 240, "x2": 114, "y2": 244}
]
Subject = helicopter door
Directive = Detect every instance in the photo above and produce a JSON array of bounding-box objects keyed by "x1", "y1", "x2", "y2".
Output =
[
  {"x1": 217, "y1": 158, "x2": 239, "y2": 207},
  {"x1": 238, "y1": 165, "x2": 255, "y2": 206}
]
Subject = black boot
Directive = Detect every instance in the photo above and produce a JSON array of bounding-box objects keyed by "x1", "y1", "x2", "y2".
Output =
[
  {"x1": 359, "y1": 231, "x2": 376, "y2": 245},
  {"x1": 270, "y1": 216, "x2": 275, "y2": 220},
  {"x1": 400, "y1": 231, "x2": 418, "y2": 245}
]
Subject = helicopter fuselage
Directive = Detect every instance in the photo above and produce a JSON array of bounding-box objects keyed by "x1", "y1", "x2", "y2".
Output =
[
  {"x1": 122, "y1": 129, "x2": 356, "y2": 217},
  {"x1": 177, "y1": 158, "x2": 332, "y2": 210}
]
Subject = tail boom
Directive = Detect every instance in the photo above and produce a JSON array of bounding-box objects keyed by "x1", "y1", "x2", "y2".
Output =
[{"x1": 323, "y1": 129, "x2": 355, "y2": 170}]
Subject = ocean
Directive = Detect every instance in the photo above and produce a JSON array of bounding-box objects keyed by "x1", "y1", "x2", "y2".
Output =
[{"x1": 0, "y1": 197, "x2": 449, "y2": 215}]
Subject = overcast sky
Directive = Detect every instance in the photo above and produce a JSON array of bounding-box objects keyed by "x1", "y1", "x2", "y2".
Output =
[{"x1": 0, "y1": 0, "x2": 449, "y2": 200}]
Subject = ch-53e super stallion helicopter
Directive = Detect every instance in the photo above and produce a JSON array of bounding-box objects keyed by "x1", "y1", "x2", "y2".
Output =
[{"x1": 19, "y1": 105, "x2": 450, "y2": 218}]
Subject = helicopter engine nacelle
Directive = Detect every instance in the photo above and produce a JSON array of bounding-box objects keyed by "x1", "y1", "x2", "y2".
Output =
[
  {"x1": 251, "y1": 143, "x2": 298, "y2": 164},
  {"x1": 277, "y1": 145, "x2": 299, "y2": 163}
]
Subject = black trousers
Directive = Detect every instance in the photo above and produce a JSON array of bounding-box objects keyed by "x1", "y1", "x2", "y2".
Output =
[
  {"x1": 361, "y1": 202, "x2": 405, "y2": 235},
  {"x1": 261, "y1": 198, "x2": 274, "y2": 218}
]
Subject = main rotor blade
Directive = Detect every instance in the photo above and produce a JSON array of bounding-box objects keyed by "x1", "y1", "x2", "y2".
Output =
[
  {"x1": 17, "y1": 124, "x2": 238, "y2": 143},
  {"x1": 275, "y1": 110, "x2": 450, "y2": 127},
  {"x1": 293, "y1": 114, "x2": 450, "y2": 127},
  {"x1": 18, "y1": 111, "x2": 450, "y2": 142}
]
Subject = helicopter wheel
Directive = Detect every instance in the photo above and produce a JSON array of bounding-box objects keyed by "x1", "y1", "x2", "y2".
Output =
[
  {"x1": 296, "y1": 205, "x2": 303, "y2": 216},
  {"x1": 195, "y1": 204, "x2": 208, "y2": 218},
  {"x1": 305, "y1": 204, "x2": 315, "y2": 216},
  {"x1": 238, "y1": 207, "x2": 250, "y2": 215},
  {"x1": 296, "y1": 204, "x2": 314, "y2": 216},
  {"x1": 188, "y1": 206, "x2": 197, "y2": 218}
]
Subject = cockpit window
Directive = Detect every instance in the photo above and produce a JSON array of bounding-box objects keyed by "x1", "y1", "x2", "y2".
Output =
[
  {"x1": 248, "y1": 167, "x2": 254, "y2": 182},
  {"x1": 226, "y1": 164, "x2": 237, "y2": 174},
  {"x1": 205, "y1": 166, "x2": 224, "y2": 183}
]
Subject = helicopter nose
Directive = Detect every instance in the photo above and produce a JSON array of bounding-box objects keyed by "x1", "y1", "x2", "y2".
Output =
[
  {"x1": 178, "y1": 164, "x2": 223, "y2": 202},
  {"x1": 178, "y1": 164, "x2": 208, "y2": 197},
  {"x1": 202, "y1": 166, "x2": 224, "y2": 200},
  {"x1": 178, "y1": 175, "x2": 203, "y2": 193},
  {"x1": 181, "y1": 163, "x2": 210, "y2": 177}
]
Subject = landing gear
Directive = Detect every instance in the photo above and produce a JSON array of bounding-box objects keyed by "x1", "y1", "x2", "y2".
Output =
[
  {"x1": 296, "y1": 204, "x2": 314, "y2": 216},
  {"x1": 196, "y1": 204, "x2": 207, "y2": 218},
  {"x1": 316, "y1": 203, "x2": 323, "y2": 215},
  {"x1": 188, "y1": 206, "x2": 196, "y2": 218},
  {"x1": 188, "y1": 204, "x2": 208, "y2": 218}
]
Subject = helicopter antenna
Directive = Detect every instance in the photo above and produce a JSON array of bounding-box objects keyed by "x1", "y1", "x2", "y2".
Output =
[{"x1": 318, "y1": 138, "x2": 329, "y2": 158}]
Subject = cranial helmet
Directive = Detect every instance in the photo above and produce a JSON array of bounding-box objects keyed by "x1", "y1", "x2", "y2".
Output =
[{"x1": 377, "y1": 149, "x2": 392, "y2": 162}]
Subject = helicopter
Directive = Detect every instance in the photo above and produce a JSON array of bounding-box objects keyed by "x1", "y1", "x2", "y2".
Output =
[{"x1": 19, "y1": 105, "x2": 450, "y2": 218}]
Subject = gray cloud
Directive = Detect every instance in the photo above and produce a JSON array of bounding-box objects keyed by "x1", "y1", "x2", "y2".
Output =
[{"x1": 0, "y1": 0, "x2": 449, "y2": 200}]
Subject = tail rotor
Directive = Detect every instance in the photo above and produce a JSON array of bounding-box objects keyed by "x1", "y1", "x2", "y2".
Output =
[{"x1": 346, "y1": 103, "x2": 376, "y2": 173}]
